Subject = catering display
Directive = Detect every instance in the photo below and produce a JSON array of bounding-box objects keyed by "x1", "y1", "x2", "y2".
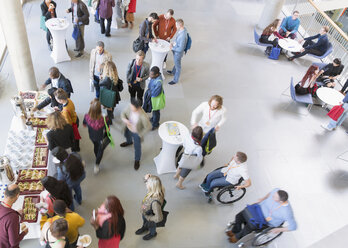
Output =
[
  {"x1": 22, "y1": 196, "x2": 40, "y2": 223},
  {"x1": 18, "y1": 169, "x2": 47, "y2": 181},
  {"x1": 35, "y1": 128, "x2": 48, "y2": 146},
  {"x1": 32, "y1": 147, "x2": 49, "y2": 168},
  {"x1": 28, "y1": 117, "x2": 47, "y2": 128}
]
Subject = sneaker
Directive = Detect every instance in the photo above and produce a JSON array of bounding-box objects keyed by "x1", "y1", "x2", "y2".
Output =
[
  {"x1": 152, "y1": 126, "x2": 159, "y2": 131},
  {"x1": 199, "y1": 183, "x2": 208, "y2": 192},
  {"x1": 143, "y1": 232, "x2": 157, "y2": 240},
  {"x1": 120, "y1": 142, "x2": 133, "y2": 147},
  {"x1": 166, "y1": 70, "x2": 173, "y2": 75},
  {"x1": 94, "y1": 164, "x2": 100, "y2": 174},
  {"x1": 135, "y1": 226, "x2": 148, "y2": 235},
  {"x1": 134, "y1": 160, "x2": 140, "y2": 170},
  {"x1": 321, "y1": 124, "x2": 333, "y2": 131},
  {"x1": 75, "y1": 52, "x2": 83, "y2": 58},
  {"x1": 168, "y1": 81, "x2": 177, "y2": 85}
]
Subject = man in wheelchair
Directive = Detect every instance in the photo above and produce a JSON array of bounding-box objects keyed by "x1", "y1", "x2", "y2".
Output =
[
  {"x1": 227, "y1": 188, "x2": 297, "y2": 243},
  {"x1": 199, "y1": 152, "x2": 251, "y2": 193}
]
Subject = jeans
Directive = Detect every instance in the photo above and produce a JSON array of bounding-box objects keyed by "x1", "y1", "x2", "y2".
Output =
[
  {"x1": 142, "y1": 215, "x2": 156, "y2": 235},
  {"x1": 279, "y1": 29, "x2": 296, "y2": 39},
  {"x1": 93, "y1": 75, "x2": 100, "y2": 98},
  {"x1": 205, "y1": 170, "x2": 231, "y2": 191},
  {"x1": 100, "y1": 17, "x2": 112, "y2": 35},
  {"x1": 125, "y1": 128, "x2": 141, "y2": 161},
  {"x1": 70, "y1": 172, "x2": 86, "y2": 205},
  {"x1": 327, "y1": 103, "x2": 348, "y2": 129},
  {"x1": 172, "y1": 51, "x2": 184, "y2": 83},
  {"x1": 151, "y1": 110, "x2": 160, "y2": 128},
  {"x1": 92, "y1": 138, "x2": 110, "y2": 165}
]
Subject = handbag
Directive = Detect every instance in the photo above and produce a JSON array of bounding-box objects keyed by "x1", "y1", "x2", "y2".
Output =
[
  {"x1": 146, "y1": 199, "x2": 169, "y2": 227},
  {"x1": 327, "y1": 104, "x2": 344, "y2": 121},
  {"x1": 151, "y1": 86, "x2": 165, "y2": 111},
  {"x1": 133, "y1": 37, "x2": 144, "y2": 53},
  {"x1": 40, "y1": 16, "x2": 48, "y2": 32},
  {"x1": 66, "y1": 110, "x2": 81, "y2": 140},
  {"x1": 103, "y1": 116, "x2": 115, "y2": 148},
  {"x1": 72, "y1": 25, "x2": 80, "y2": 40},
  {"x1": 178, "y1": 153, "x2": 203, "y2": 170},
  {"x1": 268, "y1": 45, "x2": 281, "y2": 60},
  {"x1": 100, "y1": 86, "x2": 116, "y2": 108}
]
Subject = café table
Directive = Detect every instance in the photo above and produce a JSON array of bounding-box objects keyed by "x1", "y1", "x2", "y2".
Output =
[
  {"x1": 278, "y1": 38, "x2": 303, "y2": 53},
  {"x1": 149, "y1": 39, "x2": 170, "y2": 79},
  {"x1": 316, "y1": 87, "x2": 344, "y2": 107}
]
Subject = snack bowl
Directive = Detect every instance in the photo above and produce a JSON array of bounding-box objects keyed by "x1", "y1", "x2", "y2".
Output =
[{"x1": 77, "y1": 235, "x2": 92, "y2": 247}]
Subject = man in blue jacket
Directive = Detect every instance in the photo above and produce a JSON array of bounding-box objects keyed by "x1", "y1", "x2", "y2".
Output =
[
  {"x1": 279, "y1": 11, "x2": 300, "y2": 39},
  {"x1": 289, "y1": 26, "x2": 329, "y2": 61},
  {"x1": 148, "y1": 66, "x2": 164, "y2": 130},
  {"x1": 167, "y1": 19, "x2": 188, "y2": 85}
]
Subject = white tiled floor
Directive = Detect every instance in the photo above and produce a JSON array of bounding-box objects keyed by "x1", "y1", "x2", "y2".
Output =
[{"x1": 1, "y1": 0, "x2": 348, "y2": 247}]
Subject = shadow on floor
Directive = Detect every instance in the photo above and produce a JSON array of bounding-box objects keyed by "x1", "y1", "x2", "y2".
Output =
[{"x1": 328, "y1": 169, "x2": 348, "y2": 190}]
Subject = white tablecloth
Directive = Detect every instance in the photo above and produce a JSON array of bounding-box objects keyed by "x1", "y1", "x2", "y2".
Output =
[
  {"x1": 154, "y1": 121, "x2": 189, "y2": 174},
  {"x1": 149, "y1": 39, "x2": 170, "y2": 79},
  {"x1": 316, "y1": 87, "x2": 344, "y2": 106},
  {"x1": 278, "y1": 38, "x2": 302, "y2": 53}
]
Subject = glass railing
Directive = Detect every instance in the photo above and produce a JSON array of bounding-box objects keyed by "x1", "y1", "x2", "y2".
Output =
[{"x1": 282, "y1": 0, "x2": 348, "y2": 83}]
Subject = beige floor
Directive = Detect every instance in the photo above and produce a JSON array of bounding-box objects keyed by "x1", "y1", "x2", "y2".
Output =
[{"x1": 0, "y1": 0, "x2": 348, "y2": 247}]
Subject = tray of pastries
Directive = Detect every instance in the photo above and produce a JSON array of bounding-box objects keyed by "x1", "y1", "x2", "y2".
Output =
[
  {"x1": 35, "y1": 128, "x2": 48, "y2": 146},
  {"x1": 20, "y1": 91, "x2": 37, "y2": 100},
  {"x1": 32, "y1": 147, "x2": 48, "y2": 168},
  {"x1": 18, "y1": 169, "x2": 47, "y2": 181},
  {"x1": 28, "y1": 118, "x2": 47, "y2": 128},
  {"x1": 18, "y1": 181, "x2": 44, "y2": 195},
  {"x1": 22, "y1": 196, "x2": 39, "y2": 223}
]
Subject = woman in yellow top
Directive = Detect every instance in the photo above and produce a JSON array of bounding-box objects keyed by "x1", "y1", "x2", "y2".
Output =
[{"x1": 54, "y1": 88, "x2": 80, "y2": 152}]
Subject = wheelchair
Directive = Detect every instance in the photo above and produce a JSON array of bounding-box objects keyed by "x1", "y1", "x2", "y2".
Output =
[{"x1": 225, "y1": 222, "x2": 283, "y2": 247}]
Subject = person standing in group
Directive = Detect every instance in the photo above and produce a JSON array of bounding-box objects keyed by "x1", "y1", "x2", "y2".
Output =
[
  {"x1": 90, "y1": 196, "x2": 126, "y2": 248},
  {"x1": 90, "y1": 41, "x2": 113, "y2": 98},
  {"x1": 120, "y1": 98, "x2": 151, "y2": 170},
  {"x1": 136, "y1": 174, "x2": 165, "y2": 240},
  {"x1": 51, "y1": 147, "x2": 86, "y2": 206},
  {"x1": 147, "y1": 66, "x2": 164, "y2": 130},
  {"x1": 40, "y1": 218, "x2": 70, "y2": 248},
  {"x1": 48, "y1": 200, "x2": 85, "y2": 247},
  {"x1": 153, "y1": 9, "x2": 177, "y2": 68},
  {"x1": 126, "y1": 50, "x2": 149, "y2": 105},
  {"x1": 288, "y1": 26, "x2": 330, "y2": 61},
  {"x1": 139, "y1": 13, "x2": 159, "y2": 54},
  {"x1": 66, "y1": 0, "x2": 90, "y2": 58},
  {"x1": 54, "y1": 89, "x2": 80, "y2": 152},
  {"x1": 98, "y1": 0, "x2": 115, "y2": 37},
  {"x1": 167, "y1": 19, "x2": 188, "y2": 85},
  {"x1": 99, "y1": 61, "x2": 124, "y2": 123},
  {"x1": 122, "y1": 0, "x2": 136, "y2": 29},
  {"x1": 83, "y1": 99, "x2": 111, "y2": 174},
  {"x1": 40, "y1": 0, "x2": 57, "y2": 51},
  {"x1": 41, "y1": 67, "x2": 74, "y2": 98},
  {"x1": 0, "y1": 184, "x2": 28, "y2": 248},
  {"x1": 174, "y1": 126, "x2": 204, "y2": 190},
  {"x1": 279, "y1": 11, "x2": 300, "y2": 39}
]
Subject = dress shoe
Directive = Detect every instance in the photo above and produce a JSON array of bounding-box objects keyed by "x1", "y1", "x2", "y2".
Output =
[
  {"x1": 120, "y1": 142, "x2": 133, "y2": 147},
  {"x1": 226, "y1": 230, "x2": 235, "y2": 237},
  {"x1": 135, "y1": 226, "x2": 148, "y2": 235},
  {"x1": 75, "y1": 52, "x2": 83, "y2": 58},
  {"x1": 105, "y1": 33, "x2": 111, "y2": 37},
  {"x1": 168, "y1": 81, "x2": 177, "y2": 85},
  {"x1": 134, "y1": 160, "x2": 140, "y2": 170},
  {"x1": 166, "y1": 70, "x2": 173, "y2": 75},
  {"x1": 229, "y1": 235, "x2": 238, "y2": 243},
  {"x1": 143, "y1": 232, "x2": 157, "y2": 240}
]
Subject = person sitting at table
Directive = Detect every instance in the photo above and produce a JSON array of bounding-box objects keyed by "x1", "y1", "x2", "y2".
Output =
[
  {"x1": 259, "y1": 19, "x2": 283, "y2": 55},
  {"x1": 40, "y1": 67, "x2": 74, "y2": 98},
  {"x1": 321, "y1": 93, "x2": 348, "y2": 131},
  {"x1": 317, "y1": 58, "x2": 344, "y2": 88},
  {"x1": 174, "y1": 126, "x2": 204, "y2": 190},
  {"x1": 288, "y1": 26, "x2": 329, "y2": 61},
  {"x1": 279, "y1": 11, "x2": 300, "y2": 39},
  {"x1": 295, "y1": 65, "x2": 319, "y2": 96}
]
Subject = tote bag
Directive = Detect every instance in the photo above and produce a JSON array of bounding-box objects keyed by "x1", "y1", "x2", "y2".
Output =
[
  {"x1": 178, "y1": 153, "x2": 203, "y2": 170},
  {"x1": 327, "y1": 104, "x2": 344, "y2": 121},
  {"x1": 72, "y1": 25, "x2": 80, "y2": 40},
  {"x1": 268, "y1": 46, "x2": 281, "y2": 60},
  {"x1": 151, "y1": 86, "x2": 165, "y2": 111},
  {"x1": 100, "y1": 87, "x2": 116, "y2": 108},
  {"x1": 103, "y1": 116, "x2": 115, "y2": 148}
]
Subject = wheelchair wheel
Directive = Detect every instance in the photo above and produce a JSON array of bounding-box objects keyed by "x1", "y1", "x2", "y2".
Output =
[
  {"x1": 217, "y1": 187, "x2": 246, "y2": 204},
  {"x1": 252, "y1": 227, "x2": 283, "y2": 246}
]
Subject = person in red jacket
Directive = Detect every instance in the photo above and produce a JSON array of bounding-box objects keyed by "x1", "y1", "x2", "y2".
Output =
[
  {"x1": 122, "y1": 0, "x2": 136, "y2": 29},
  {"x1": 0, "y1": 184, "x2": 28, "y2": 248}
]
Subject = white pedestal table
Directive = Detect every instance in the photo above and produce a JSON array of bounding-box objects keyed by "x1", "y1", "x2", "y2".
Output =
[
  {"x1": 316, "y1": 87, "x2": 344, "y2": 107},
  {"x1": 278, "y1": 38, "x2": 303, "y2": 53},
  {"x1": 149, "y1": 39, "x2": 170, "y2": 79}
]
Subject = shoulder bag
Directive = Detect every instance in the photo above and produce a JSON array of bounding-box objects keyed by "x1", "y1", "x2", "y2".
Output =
[
  {"x1": 146, "y1": 199, "x2": 169, "y2": 227},
  {"x1": 133, "y1": 37, "x2": 144, "y2": 53},
  {"x1": 100, "y1": 81, "x2": 116, "y2": 108},
  {"x1": 151, "y1": 81, "x2": 165, "y2": 111},
  {"x1": 103, "y1": 116, "x2": 115, "y2": 148},
  {"x1": 327, "y1": 104, "x2": 344, "y2": 121}
]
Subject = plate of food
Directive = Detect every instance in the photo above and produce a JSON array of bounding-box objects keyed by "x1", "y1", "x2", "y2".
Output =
[
  {"x1": 18, "y1": 169, "x2": 47, "y2": 181},
  {"x1": 77, "y1": 235, "x2": 92, "y2": 247},
  {"x1": 35, "y1": 128, "x2": 48, "y2": 146},
  {"x1": 28, "y1": 117, "x2": 47, "y2": 127},
  {"x1": 18, "y1": 181, "x2": 44, "y2": 195},
  {"x1": 32, "y1": 147, "x2": 48, "y2": 168},
  {"x1": 22, "y1": 196, "x2": 40, "y2": 223}
]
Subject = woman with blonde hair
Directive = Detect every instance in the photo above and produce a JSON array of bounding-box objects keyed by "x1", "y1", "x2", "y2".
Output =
[
  {"x1": 135, "y1": 174, "x2": 165, "y2": 240},
  {"x1": 46, "y1": 111, "x2": 74, "y2": 151},
  {"x1": 260, "y1": 19, "x2": 283, "y2": 55},
  {"x1": 83, "y1": 99, "x2": 111, "y2": 174},
  {"x1": 99, "y1": 61, "x2": 124, "y2": 124}
]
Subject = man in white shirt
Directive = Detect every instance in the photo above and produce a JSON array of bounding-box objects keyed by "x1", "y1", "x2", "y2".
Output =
[
  {"x1": 89, "y1": 41, "x2": 112, "y2": 98},
  {"x1": 41, "y1": 67, "x2": 73, "y2": 98},
  {"x1": 200, "y1": 152, "x2": 251, "y2": 193}
]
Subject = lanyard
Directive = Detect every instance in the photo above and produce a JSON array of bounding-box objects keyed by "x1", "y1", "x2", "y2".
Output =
[
  {"x1": 1, "y1": 201, "x2": 11, "y2": 208},
  {"x1": 208, "y1": 108, "x2": 217, "y2": 120},
  {"x1": 224, "y1": 161, "x2": 241, "y2": 174},
  {"x1": 135, "y1": 64, "x2": 142, "y2": 78},
  {"x1": 164, "y1": 19, "x2": 170, "y2": 32}
]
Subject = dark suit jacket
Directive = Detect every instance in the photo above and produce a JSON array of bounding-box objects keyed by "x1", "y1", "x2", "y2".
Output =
[
  {"x1": 67, "y1": 0, "x2": 90, "y2": 25},
  {"x1": 41, "y1": 0, "x2": 57, "y2": 21},
  {"x1": 44, "y1": 73, "x2": 74, "y2": 97}
]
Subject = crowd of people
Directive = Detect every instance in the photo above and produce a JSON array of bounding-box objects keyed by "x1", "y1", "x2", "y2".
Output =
[{"x1": 0, "y1": 1, "x2": 305, "y2": 248}]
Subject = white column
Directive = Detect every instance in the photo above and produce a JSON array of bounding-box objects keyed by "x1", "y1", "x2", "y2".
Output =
[
  {"x1": 0, "y1": 0, "x2": 37, "y2": 91},
  {"x1": 257, "y1": 0, "x2": 285, "y2": 30}
]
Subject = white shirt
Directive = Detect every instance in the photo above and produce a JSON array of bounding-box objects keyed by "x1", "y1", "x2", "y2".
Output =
[
  {"x1": 129, "y1": 111, "x2": 139, "y2": 133},
  {"x1": 190, "y1": 102, "x2": 226, "y2": 133},
  {"x1": 182, "y1": 133, "x2": 203, "y2": 159},
  {"x1": 94, "y1": 52, "x2": 104, "y2": 76},
  {"x1": 220, "y1": 160, "x2": 249, "y2": 185},
  {"x1": 73, "y1": 3, "x2": 78, "y2": 24},
  {"x1": 51, "y1": 74, "x2": 60, "y2": 88}
]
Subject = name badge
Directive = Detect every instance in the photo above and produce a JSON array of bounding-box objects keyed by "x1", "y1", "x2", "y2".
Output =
[{"x1": 266, "y1": 216, "x2": 272, "y2": 222}]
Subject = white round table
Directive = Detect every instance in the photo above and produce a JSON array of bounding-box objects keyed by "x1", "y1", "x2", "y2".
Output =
[
  {"x1": 149, "y1": 39, "x2": 170, "y2": 79},
  {"x1": 316, "y1": 87, "x2": 344, "y2": 106},
  {"x1": 46, "y1": 18, "x2": 71, "y2": 64},
  {"x1": 278, "y1": 38, "x2": 302, "y2": 53},
  {"x1": 154, "y1": 121, "x2": 189, "y2": 174}
]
